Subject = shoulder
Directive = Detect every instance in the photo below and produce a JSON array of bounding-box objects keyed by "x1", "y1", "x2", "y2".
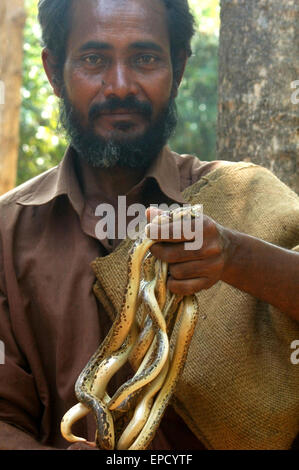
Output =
[
  {"x1": 0, "y1": 166, "x2": 59, "y2": 209},
  {"x1": 177, "y1": 155, "x2": 299, "y2": 215},
  {"x1": 169, "y1": 150, "x2": 236, "y2": 190}
]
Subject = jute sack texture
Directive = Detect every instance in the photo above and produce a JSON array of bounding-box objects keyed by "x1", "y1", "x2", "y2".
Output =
[{"x1": 92, "y1": 162, "x2": 299, "y2": 450}]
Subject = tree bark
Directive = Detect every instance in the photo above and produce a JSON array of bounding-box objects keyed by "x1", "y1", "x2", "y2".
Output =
[
  {"x1": 217, "y1": 0, "x2": 299, "y2": 193},
  {"x1": 0, "y1": 0, "x2": 26, "y2": 196}
]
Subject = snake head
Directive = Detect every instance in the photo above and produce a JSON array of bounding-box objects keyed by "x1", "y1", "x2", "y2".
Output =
[{"x1": 170, "y1": 204, "x2": 203, "y2": 221}]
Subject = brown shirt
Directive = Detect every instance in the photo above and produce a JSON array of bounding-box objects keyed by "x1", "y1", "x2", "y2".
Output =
[{"x1": 0, "y1": 145, "x2": 220, "y2": 449}]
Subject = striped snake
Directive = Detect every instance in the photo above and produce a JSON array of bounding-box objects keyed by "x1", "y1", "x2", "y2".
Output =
[{"x1": 60, "y1": 205, "x2": 201, "y2": 449}]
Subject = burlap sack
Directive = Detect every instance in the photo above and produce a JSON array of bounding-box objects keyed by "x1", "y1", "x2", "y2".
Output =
[{"x1": 91, "y1": 162, "x2": 299, "y2": 450}]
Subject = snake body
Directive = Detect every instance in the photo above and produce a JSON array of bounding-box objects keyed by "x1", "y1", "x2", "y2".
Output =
[
  {"x1": 109, "y1": 277, "x2": 169, "y2": 411},
  {"x1": 60, "y1": 205, "x2": 201, "y2": 449},
  {"x1": 61, "y1": 324, "x2": 138, "y2": 449},
  {"x1": 129, "y1": 313, "x2": 155, "y2": 371},
  {"x1": 117, "y1": 359, "x2": 170, "y2": 450},
  {"x1": 129, "y1": 259, "x2": 167, "y2": 370},
  {"x1": 128, "y1": 296, "x2": 199, "y2": 450}
]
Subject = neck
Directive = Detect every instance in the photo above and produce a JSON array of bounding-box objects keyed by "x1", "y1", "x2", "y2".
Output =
[{"x1": 74, "y1": 155, "x2": 148, "y2": 204}]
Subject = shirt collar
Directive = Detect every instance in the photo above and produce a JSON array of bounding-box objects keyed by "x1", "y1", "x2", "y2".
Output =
[
  {"x1": 16, "y1": 146, "x2": 83, "y2": 209},
  {"x1": 140, "y1": 146, "x2": 185, "y2": 204},
  {"x1": 16, "y1": 144, "x2": 185, "y2": 209}
]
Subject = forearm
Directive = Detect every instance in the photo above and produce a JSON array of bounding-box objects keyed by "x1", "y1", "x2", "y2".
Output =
[
  {"x1": 221, "y1": 228, "x2": 299, "y2": 321},
  {"x1": 0, "y1": 421, "x2": 56, "y2": 450}
]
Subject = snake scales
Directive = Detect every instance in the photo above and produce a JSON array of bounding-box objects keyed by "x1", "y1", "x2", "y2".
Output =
[{"x1": 60, "y1": 205, "x2": 201, "y2": 450}]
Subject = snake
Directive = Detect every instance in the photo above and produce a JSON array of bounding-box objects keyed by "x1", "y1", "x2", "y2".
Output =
[
  {"x1": 60, "y1": 322, "x2": 138, "y2": 449},
  {"x1": 116, "y1": 358, "x2": 170, "y2": 450},
  {"x1": 128, "y1": 295, "x2": 199, "y2": 450},
  {"x1": 60, "y1": 205, "x2": 201, "y2": 449},
  {"x1": 129, "y1": 259, "x2": 166, "y2": 371},
  {"x1": 108, "y1": 277, "x2": 169, "y2": 411}
]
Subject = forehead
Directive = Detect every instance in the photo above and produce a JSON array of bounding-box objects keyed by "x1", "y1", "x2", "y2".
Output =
[{"x1": 67, "y1": 0, "x2": 170, "y2": 53}]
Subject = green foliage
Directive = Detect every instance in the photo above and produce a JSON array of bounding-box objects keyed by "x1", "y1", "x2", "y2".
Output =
[
  {"x1": 170, "y1": 0, "x2": 219, "y2": 160},
  {"x1": 17, "y1": 0, "x2": 67, "y2": 185},
  {"x1": 18, "y1": 0, "x2": 219, "y2": 185},
  {"x1": 170, "y1": 32, "x2": 218, "y2": 160}
]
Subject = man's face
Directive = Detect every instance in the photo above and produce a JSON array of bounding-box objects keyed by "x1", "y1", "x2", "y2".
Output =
[{"x1": 59, "y1": 0, "x2": 178, "y2": 168}]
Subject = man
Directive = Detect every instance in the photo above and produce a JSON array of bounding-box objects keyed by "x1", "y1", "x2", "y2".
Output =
[{"x1": 0, "y1": 0, "x2": 298, "y2": 450}]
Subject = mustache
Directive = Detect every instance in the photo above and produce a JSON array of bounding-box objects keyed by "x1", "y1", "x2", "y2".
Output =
[{"x1": 88, "y1": 96, "x2": 153, "y2": 122}]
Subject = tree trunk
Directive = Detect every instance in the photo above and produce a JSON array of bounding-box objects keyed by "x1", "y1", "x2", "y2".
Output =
[
  {"x1": 0, "y1": 0, "x2": 26, "y2": 196},
  {"x1": 217, "y1": 0, "x2": 299, "y2": 194}
]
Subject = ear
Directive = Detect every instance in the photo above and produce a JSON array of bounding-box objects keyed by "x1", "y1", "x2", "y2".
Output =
[
  {"x1": 172, "y1": 50, "x2": 188, "y2": 98},
  {"x1": 42, "y1": 48, "x2": 62, "y2": 98}
]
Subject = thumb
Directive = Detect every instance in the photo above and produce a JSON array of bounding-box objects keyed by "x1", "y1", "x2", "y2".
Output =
[{"x1": 145, "y1": 207, "x2": 165, "y2": 223}]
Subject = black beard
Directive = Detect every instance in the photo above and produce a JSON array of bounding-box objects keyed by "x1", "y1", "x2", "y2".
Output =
[{"x1": 58, "y1": 88, "x2": 178, "y2": 169}]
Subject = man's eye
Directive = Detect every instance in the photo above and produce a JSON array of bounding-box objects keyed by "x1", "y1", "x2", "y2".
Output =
[
  {"x1": 84, "y1": 55, "x2": 104, "y2": 66},
  {"x1": 135, "y1": 54, "x2": 158, "y2": 66}
]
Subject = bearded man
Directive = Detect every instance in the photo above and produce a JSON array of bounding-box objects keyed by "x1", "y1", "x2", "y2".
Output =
[{"x1": 0, "y1": 0, "x2": 298, "y2": 451}]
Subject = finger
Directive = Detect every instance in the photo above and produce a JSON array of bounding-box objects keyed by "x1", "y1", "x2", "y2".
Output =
[
  {"x1": 150, "y1": 241, "x2": 222, "y2": 264},
  {"x1": 146, "y1": 219, "x2": 198, "y2": 242},
  {"x1": 145, "y1": 207, "x2": 165, "y2": 223},
  {"x1": 168, "y1": 258, "x2": 224, "y2": 281},
  {"x1": 167, "y1": 276, "x2": 218, "y2": 296}
]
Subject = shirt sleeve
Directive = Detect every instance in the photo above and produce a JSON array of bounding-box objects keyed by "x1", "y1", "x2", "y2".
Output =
[{"x1": 0, "y1": 282, "x2": 42, "y2": 438}]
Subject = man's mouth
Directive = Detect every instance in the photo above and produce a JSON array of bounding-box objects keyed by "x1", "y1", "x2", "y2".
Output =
[
  {"x1": 88, "y1": 96, "x2": 153, "y2": 124},
  {"x1": 98, "y1": 109, "x2": 142, "y2": 116},
  {"x1": 93, "y1": 109, "x2": 147, "y2": 132}
]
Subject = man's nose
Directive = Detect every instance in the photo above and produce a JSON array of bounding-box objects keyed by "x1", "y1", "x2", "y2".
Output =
[{"x1": 102, "y1": 63, "x2": 138, "y2": 99}]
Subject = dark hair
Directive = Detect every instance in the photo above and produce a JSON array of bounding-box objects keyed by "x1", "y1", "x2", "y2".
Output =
[{"x1": 38, "y1": 0, "x2": 195, "y2": 83}]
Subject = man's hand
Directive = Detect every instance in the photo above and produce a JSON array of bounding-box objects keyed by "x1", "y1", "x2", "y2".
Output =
[
  {"x1": 146, "y1": 206, "x2": 299, "y2": 321},
  {"x1": 145, "y1": 207, "x2": 229, "y2": 295}
]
